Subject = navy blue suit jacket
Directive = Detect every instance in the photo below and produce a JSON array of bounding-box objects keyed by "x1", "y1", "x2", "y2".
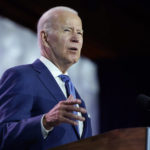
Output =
[{"x1": 0, "y1": 59, "x2": 92, "y2": 150}]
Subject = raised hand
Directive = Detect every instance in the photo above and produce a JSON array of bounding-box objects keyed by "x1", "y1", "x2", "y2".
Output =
[{"x1": 43, "y1": 95, "x2": 87, "y2": 130}]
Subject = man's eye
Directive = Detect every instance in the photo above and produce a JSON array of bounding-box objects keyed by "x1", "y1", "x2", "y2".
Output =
[
  {"x1": 77, "y1": 32, "x2": 83, "y2": 35},
  {"x1": 64, "y1": 29, "x2": 70, "y2": 32}
]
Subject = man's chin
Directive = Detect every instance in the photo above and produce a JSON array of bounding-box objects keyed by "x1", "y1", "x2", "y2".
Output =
[
  {"x1": 64, "y1": 56, "x2": 80, "y2": 66},
  {"x1": 71, "y1": 57, "x2": 80, "y2": 64}
]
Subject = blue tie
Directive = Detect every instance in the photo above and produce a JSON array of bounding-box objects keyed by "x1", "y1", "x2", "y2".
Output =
[
  {"x1": 59, "y1": 74, "x2": 79, "y2": 134},
  {"x1": 58, "y1": 75, "x2": 76, "y2": 99}
]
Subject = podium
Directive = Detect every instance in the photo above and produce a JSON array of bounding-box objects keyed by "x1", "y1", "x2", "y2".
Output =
[{"x1": 50, "y1": 127, "x2": 148, "y2": 150}]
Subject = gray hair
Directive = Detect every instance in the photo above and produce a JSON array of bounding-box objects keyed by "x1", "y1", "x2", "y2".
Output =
[{"x1": 37, "y1": 6, "x2": 78, "y2": 49}]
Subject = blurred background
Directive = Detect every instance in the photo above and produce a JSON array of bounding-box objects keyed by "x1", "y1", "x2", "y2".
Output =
[{"x1": 0, "y1": 0, "x2": 150, "y2": 135}]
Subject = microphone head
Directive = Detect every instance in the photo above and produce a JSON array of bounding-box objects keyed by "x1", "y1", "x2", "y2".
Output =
[{"x1": 137, "y1": 94, "x2": 150, "y2": 111}]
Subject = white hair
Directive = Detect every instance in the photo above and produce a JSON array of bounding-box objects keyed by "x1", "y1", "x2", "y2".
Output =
[{"x1": 37, "y1": 6, "x2": 78, "y2": 49}]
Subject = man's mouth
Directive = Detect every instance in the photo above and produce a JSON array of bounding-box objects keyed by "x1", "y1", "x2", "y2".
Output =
[{"x1": 69, "y1": 47, "x2": 78, "y2": 51}]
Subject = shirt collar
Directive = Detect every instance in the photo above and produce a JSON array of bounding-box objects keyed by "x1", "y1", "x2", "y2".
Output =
[{"x1": 39, "y1": 56, "x2": 68, "y2": 78}]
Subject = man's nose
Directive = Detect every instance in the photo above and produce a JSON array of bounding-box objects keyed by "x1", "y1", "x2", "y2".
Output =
[{"x1": 70, "y1": 35, "x2": 79, "y2": 43}]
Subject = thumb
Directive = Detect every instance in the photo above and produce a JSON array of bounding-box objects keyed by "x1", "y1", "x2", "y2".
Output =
[{"x1": 67, "y1": 95, "x2": 74, "y2": 101}]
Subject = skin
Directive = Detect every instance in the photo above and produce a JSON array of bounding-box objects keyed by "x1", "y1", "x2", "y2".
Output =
[
  {"x1": 43, "y1": 95, "x2": 86, "y2": 130},
  {"x1": 41, "y1": 11, "x2": 83, "y2": 73},
  {"x1": 40, "y1": 10, "x2": 86, "y2": 130}
]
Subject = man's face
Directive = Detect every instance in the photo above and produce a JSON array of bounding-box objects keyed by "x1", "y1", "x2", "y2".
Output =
[{"x1": 44, "y1": 11, "x2": 83, "y2": 68}]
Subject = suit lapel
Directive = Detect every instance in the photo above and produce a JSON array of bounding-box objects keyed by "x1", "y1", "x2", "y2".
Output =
[{"x1": 32, "y1": 59, "x2": 66, "y2": 102}]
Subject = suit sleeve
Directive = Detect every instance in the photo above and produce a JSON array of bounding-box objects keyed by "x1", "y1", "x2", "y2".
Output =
[{"x1": 0, "y1": 68, "x2": 43, "y2": 149}]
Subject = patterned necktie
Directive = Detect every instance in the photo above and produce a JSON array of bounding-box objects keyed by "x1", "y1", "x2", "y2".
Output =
[{"x1": 58, "y1": 74, "x2": 79, "y2": 134}]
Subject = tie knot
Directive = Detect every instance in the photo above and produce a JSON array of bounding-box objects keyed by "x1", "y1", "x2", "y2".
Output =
[{"x1": 59, "y1": 74, "x2": 70, "y2": 83}]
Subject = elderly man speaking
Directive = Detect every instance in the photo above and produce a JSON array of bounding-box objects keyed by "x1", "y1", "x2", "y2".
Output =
[{"x1": 0, "y1": 6, "x2": 92, "y2": 150}]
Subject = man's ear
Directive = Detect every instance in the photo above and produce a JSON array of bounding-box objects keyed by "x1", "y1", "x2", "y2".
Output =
[{"x1": 41, "y1": 31, "x2": 49, "y2": 48}]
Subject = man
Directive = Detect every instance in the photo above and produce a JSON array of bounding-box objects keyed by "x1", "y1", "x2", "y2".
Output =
[{"x1": 0, "y1": 6, "x2": 92, "y2": 150}]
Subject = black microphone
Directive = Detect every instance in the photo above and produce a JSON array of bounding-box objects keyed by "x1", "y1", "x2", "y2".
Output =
[{"x1": 137, "y1": 94, "x2": 150, "y2": 111}]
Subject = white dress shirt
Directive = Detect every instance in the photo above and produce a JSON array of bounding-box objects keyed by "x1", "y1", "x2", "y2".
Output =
[{"x1": 39, "y1": 56, "x2": 83, "y2": 138}]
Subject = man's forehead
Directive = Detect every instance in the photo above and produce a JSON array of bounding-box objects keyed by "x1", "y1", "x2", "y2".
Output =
[
  {"x1": 51, "y1": 11, "x2": 81, "y2": 23},
  {"x1": 46, "y1": 10, "x2": 82, "y2": 31}
]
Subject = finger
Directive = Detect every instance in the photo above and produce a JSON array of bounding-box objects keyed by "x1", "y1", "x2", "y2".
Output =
[
  {"x1": 61, "y1": 116, "x2": 78, "y2": 126},
  {"x1": 67, "y1": 95, "x2": 74, "y2": 101},
  {"x1": 67, "y1": 95, "x2": 81, "y2": 102},
  {"x1": 64, "y1": 112, "x2": 85, "y2": 121},
  {"x1": 59, "y1": 99, "x2": 81, "y2": 105},
  {"x1": 63, "y1": 99, "x2": 81, "y2": 105},
  {"x1": 63, "y1": 105, "x2": 87, "y2": 113}
]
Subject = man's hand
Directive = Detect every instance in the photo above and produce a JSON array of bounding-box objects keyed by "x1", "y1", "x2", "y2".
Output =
[{"x1": 43, "y1": 95, "x2": 87, "y2": 130}]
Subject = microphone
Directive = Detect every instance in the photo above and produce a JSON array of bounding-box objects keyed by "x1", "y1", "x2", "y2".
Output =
[{"x1": 137, "y1": 94, "x2": 150, "y2": 111}]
